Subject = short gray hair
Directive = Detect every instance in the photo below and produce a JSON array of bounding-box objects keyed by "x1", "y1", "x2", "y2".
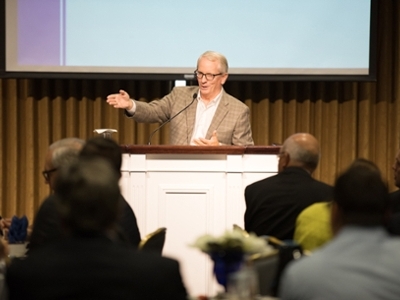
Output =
[
  {"x1": 198, "y1": 51, "x2": 229, "y2": 73},
  {"x1": 49, "y1": 138, "x2": 85, "y2": 169}
]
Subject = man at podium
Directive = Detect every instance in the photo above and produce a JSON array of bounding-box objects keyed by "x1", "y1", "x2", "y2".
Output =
[{"x1": 107, "y1": 51, "x2": 254, "y2": 146}]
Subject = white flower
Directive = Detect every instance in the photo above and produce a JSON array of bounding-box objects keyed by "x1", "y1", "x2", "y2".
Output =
[
  {"x1": 242, "y1": 233, "x2": 270, "y2": 253},
  {"x1": 191, "y1": 234, "x2": 217, "y2": 252},
  {"x1": 190, "y1": 229, "x2": 272, "y2": 254}
]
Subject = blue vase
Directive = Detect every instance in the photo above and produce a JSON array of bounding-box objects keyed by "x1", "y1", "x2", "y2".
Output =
[{"x1": 210, "y1": 251, "x2": 244, "y2": 291}]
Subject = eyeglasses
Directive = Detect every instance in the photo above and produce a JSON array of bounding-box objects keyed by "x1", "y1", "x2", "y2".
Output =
[
  {"x1": 42, "y1": 168, "x2": 58, "y2": 181},
  {"x1": 194, "y1": 70, "x2": 223, "y2": 81}
]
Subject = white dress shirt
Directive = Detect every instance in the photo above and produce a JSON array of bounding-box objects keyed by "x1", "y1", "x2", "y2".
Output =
[{"x1": 189, "y1": 90, "x2": 222, "y2": 145}]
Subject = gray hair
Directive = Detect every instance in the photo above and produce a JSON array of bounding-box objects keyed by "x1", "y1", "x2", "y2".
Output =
[
  {"x1": 49, "y1": 138, "x2": 85, "y2": 169},
  {"x1": 198, "y1": 51, "x2": 229, "y2": 73},
  {"x1": 282, "y1": 135, "x2": 320, "y2": 171}
]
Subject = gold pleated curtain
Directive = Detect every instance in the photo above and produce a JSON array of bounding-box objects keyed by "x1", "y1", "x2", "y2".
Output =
[{"x1": 0, "y1": 0, "x2": 399, "y2": 222}]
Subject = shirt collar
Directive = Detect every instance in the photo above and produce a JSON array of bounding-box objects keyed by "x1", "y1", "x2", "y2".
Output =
[{"x1": 198, "y1": 88, "x2": 224, "y2": 105}]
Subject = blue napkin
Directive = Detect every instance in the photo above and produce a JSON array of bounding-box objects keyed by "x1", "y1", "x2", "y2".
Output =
[{"x1": 8, "y1": 215, "x2": 28, "y2": 244}]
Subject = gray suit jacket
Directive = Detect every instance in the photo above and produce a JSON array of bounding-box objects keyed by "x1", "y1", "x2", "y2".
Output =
[{"x1": 130, "y1": 86, "x2": 254, "y2": 145}]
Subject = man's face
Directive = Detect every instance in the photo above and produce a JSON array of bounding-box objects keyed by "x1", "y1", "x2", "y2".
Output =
[
  {"x1": 43, "y1": 150, "x2": 58, "y2": 191},
  {"x1": 393, "y1": 149, "x2": 400, "y2": 188},
  {"x1": 196, "y1": 57, "x2": 228, "y2": 100}
]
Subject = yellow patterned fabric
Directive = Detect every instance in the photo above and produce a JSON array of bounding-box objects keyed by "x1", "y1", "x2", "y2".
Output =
[{"x1": 294, "y1": 202, "x2": 332, "y2": 252}]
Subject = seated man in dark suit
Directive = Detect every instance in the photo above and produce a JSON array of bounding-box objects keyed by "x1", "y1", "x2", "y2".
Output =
[
  {"x1": 29, "y1": 137, "x2": 141, "y2": 252},
  {"x1": 6, "y1": 157, "x2": 188, "y2": 300},
  {"x1": 244, "y1": 133, "x2": 333, "y2": 240},
  {"x1": 28, "y1": 138, "x2": 85, "y2": 251}
]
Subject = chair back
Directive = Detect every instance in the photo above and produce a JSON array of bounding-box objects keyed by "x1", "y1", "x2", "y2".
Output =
[
  {"x1": 138, "y1": 227, "x2": 167, "y2": 255},
  {"x1": 247, "y1": 249, "x2": 280, "y2": 296},
  {"x1": 231, "y1": 226, "x2": 280, "y2": 296},
  {"x1": 264, "y1": 236, "x2": 303, "y2": 296}
]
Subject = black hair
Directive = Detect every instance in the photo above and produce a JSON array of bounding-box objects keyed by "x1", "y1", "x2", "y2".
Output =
[
  {"x1": 79, "y1": 136, "x2": 122, "y2": 175},
  {"x1": 55, "y1": 157, "x2": 120, "y2": 234},
  {"x1": 334, "y1": 160, "x2": 389, "y2": 226}
]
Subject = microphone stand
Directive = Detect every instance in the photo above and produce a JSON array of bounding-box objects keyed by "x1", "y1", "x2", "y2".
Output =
[{"x1": 147, "y1": 93, "x2": 197, "y2": 145}]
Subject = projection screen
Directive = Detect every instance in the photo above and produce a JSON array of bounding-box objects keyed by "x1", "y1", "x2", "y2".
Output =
[{"x1": 1, "y1": 0, "x2": 377, "y2": 81}]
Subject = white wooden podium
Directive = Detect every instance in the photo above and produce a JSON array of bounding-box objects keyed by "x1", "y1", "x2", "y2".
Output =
[{"x1": 120, "y1": 145, "x2": 279, "y2": 297}]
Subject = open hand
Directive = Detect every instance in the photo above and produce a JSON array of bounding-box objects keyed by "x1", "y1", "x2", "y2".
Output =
[{"x1": 106, "y1": 90, "x2": 133, "y2": 110}]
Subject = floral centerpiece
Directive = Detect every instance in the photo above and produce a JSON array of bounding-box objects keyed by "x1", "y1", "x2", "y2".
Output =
[
  {"x1": 7, "y1": 215, "x2": 29, "y2": 258},
  {"x1": 7, "y1": 216, "x2": 28, "y2": 244},
  {"x1": 191, "y1": 229, "x2": 272, "y2": 292}
]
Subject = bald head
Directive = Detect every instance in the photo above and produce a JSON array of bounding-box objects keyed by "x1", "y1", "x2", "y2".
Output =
[{"x1": 279, "y1": 133, "x2": 320, "y2": 173}]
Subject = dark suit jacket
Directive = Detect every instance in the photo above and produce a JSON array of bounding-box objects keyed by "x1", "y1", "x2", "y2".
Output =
[
  {"x1": 28, "y1": 194, "x2": 141, "y2": 252},
  {"x1": 128, "y1": 86, "x2": 254, "y2": 145},
  {"x1": 389, "y1": 190, "x2": 400, "y2": 213},
  {"x1": 387, "y1": 190, "x2": 400, "y2": 235},
  {"x1": 6, "y1": 235, "x2": 187, "y2": 300},
  {"x1": 244, "y1": 167, "x2": 333, "y2": 240}
]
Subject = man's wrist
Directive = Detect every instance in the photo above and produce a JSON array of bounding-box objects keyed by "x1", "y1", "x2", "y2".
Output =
[
  {"x1": 125, "y1": 99, "x2": 136, "y2": 115},
  {"x1": 127, "y1": 99, "x2": 134, "y2": 111}
]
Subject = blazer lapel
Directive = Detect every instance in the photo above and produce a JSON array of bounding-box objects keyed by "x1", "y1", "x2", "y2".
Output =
[{"x1": 206, "y1": 91, "x2": 229, "y2": 139}]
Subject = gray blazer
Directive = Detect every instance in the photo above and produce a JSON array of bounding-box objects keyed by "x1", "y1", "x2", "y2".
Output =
[{"x1": 130, "y1": 86, "x2": 254, "y2": 145}]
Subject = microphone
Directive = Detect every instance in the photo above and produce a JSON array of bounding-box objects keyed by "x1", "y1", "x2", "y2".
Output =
[{"x1": 148, "y1": 93, "x2": 197, "y2": 145}]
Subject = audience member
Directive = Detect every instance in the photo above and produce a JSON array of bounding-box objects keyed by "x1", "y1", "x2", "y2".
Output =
[
  {"x1": 6, "y1": 158, "x2": 188, "y2": 300},
  {"x1": 293, "y1": 202, "x2": 332, "y2": 252},
  {"x1": 29, "y1": 137, "x2": 141, "y2": 252},
  {"x1": 244, "y1": 133, "x2": 332, "y2": 240},
  {"x1": 79, "y1": 136, "x2": 141, "y2": 247},
  {"x1": 28, "y1": 138, "x2": 85, "y2": 251},
  {"x1": 279, "y1": 159, "x2": 400, "y2": 300},
  {"x1": 293, "y1": 158, "x2": 381, "y2": 251},
  {"x1": 106, "y1": 50, "x2": 254, "y2": 146}
]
